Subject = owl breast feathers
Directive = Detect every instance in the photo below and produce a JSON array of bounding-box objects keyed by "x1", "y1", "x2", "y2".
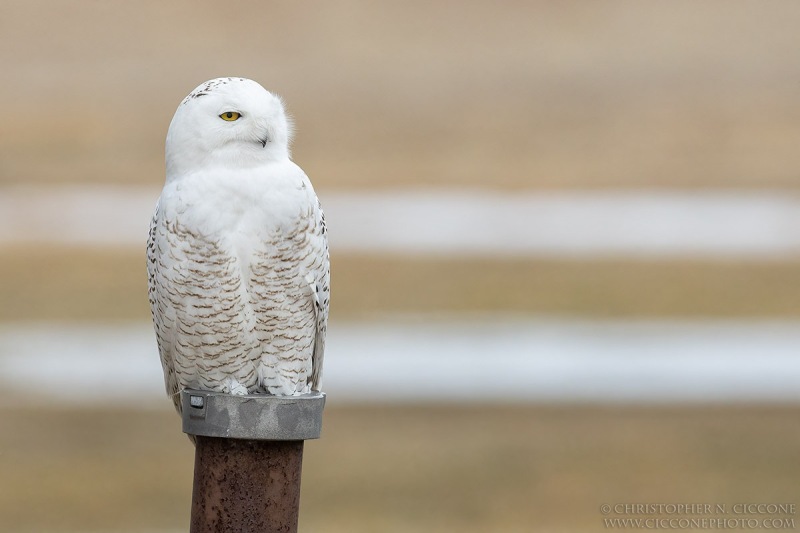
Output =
[{"x1": 147, "y1": 78, "x2": 329, "y2": 412}]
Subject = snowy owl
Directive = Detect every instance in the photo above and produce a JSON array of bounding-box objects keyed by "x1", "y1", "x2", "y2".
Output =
[{"x1": 147, "y1": 77, "x2": 329, "y2": 412}]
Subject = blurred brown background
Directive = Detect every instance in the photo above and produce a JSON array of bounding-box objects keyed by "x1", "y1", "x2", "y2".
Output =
[{"x1": 1, "y1": 1, "x2": 799, "y2": 532}]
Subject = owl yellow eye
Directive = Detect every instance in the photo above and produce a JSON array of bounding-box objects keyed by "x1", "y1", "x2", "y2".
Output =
[{"x1": 219, "y1": 111, "x2": 241, "y2": 121}]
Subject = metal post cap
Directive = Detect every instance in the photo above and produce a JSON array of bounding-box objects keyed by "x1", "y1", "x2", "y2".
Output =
[{"x1": 181, "y1": 389, "x2": 326, "y2": 441}]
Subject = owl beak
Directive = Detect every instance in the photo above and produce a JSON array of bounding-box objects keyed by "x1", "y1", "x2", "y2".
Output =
[{"x1": 259, "y1": 136, "x2": 268, "y2": 148}]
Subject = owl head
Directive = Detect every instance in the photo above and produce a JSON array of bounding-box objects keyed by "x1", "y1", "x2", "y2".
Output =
[{"x1": 165, "y1": 77, "x2": 294, "y2": 178}]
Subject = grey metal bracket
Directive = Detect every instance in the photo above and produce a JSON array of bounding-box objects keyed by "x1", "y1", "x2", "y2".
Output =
[{"x1": 181, "y1": 389, "x2": 326, "y2": 441}]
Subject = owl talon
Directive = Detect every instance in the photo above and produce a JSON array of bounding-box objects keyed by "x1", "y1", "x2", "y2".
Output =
[{"x1": 222, "y1": 378, "x2": 248, "y2": 395}]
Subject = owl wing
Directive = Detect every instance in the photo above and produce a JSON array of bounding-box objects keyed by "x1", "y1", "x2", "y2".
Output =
[
  {"x1": 146, "y1": 199, "x2": 182, "y2": 411},
  {"x1": 308, "y1": 198, "x2": 330, "y2": 391}
]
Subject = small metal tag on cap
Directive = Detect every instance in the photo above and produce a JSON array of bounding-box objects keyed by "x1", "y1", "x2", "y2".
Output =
[
  {"x1": 180, "y1": 389, "x2": 326, "y2": 441},
  {"x1": 189, "y1": 395, "x2": 205, "y2": 409}
]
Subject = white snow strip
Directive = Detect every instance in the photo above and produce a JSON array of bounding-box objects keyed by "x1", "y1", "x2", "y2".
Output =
[
  {"x1": 1, "y1": 186, "x2": 800, "y2": 258},
  {"x1": 1, "y1": 318, "x2": 799, "y2": 406}
]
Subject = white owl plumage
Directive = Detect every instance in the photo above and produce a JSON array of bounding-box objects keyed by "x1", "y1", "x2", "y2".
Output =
[{"x1": 147, "y1": 78, "x2": 329, "y2": 412}]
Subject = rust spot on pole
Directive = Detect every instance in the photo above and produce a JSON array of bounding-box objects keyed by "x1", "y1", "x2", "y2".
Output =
[{"x1": 190, "y1": 436, "x2": 304, "y2": 533}]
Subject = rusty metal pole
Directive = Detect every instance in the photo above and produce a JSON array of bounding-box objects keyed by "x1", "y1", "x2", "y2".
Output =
[
  {"x1": 190, "y1": 437, "x2": 304, "y2": 531},
  {"x1": 181, "y1": 390, "x2": 326, "y2": 533}
]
